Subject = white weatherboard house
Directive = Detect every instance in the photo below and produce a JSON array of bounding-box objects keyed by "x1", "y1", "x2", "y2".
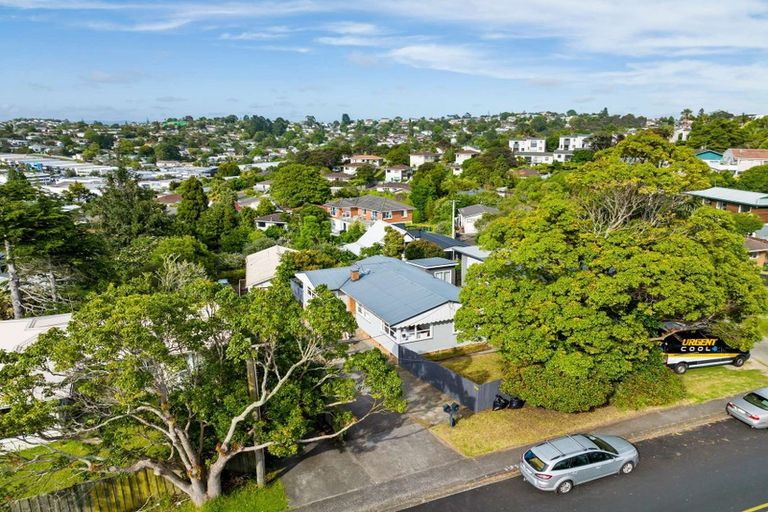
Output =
[
  {"x1": 244, "y1": 245, "x2": 296, "y2": 290},
  {"x1": 458, "y1": 204, "x2": 500, "y2": 235},
  {"x1": 294, "y1": 256, "x2": 462, "y2": 357}
]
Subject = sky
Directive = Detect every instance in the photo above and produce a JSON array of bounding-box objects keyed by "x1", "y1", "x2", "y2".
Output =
[{"x1": 2, "y1": 0, "x2": 768, "y2": 122}]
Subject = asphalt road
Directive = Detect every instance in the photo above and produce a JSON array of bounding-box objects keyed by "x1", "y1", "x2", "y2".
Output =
[{"x1": 405, "y1": 419, "x2": 768, "y2": 512}]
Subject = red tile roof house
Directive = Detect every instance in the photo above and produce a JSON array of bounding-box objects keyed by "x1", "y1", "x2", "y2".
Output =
[
  {"x1": 322, "y1": 195, "x2": 414, "y2": 234},
  {"x1": 745, "y1": 236, "x2": 768, "y2": 268},
  {"x1": 722, "y1": 148, "x2": 768, "y2": 176},
  {"x1": 348, "y1": 154, "x2": 384, "y2": 167}
]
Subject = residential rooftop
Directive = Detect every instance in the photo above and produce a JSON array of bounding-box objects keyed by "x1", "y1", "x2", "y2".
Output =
[{"x1": 687, "y1": 187, "x2": 768, "y2": 207}]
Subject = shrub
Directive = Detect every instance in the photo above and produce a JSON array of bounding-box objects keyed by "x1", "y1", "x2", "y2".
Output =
[
  {"x1": 611, "y1": 352, "x2": 685, "y2": 410},
  {"x1": 502, "y1": 364, "x2": 612, "y2": 413}
]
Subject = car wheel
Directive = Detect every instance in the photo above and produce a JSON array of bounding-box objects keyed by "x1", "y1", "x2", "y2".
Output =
[
  {"x1": 733, "y1": 356, "x2": 746, "y2": 368},
  {"x1": 556, "y1": 480, "x2": 573, "y2": 494},
  {"x1": 674, "y1": 362, "x2": 688, "y2": 374},
  {"x1": 620, "y1": 462, "x2": 635, "y2": 475}
]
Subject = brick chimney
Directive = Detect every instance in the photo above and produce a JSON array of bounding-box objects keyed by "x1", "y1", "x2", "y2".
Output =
[{"x1": 350, "y1": 268, "x2": 360, "y2": 281}]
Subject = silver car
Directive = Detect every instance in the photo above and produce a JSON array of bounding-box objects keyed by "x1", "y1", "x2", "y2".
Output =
[
  {"x1": 520, "y1": 433, "x2": 639, "y2": 494},
  {"x1": 726, "y1": 387, "x2": 768, "y2": 428}
]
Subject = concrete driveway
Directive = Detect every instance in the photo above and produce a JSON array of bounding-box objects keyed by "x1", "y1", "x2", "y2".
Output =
[{"x1": 279, "y1": 369, "x2": 462, "y2": 510}]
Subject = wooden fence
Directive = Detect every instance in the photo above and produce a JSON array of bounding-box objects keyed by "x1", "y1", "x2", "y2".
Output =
[{"x1": 9, "y1": 469, "x2": 181, "y2": 512}]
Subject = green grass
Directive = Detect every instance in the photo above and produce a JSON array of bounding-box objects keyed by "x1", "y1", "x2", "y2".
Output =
[
  {"x1": 168, "y1": 479, "x2": 288, "y2": 512},
  {"x1": 439, "y1": 351, "x2": 505, "y2": 384},
  {"x1": 431, "y1": 363, "x2": 768, "y2": 457},
  {"x1": 681, "y1": 366, "x2": 768, "y2": 403},
  {"x1": 424, "y1": 343, "x2": 492, "y2": 362},
  {"x1": 0, "y1": 441, "x2": 95, "y2": 501}
]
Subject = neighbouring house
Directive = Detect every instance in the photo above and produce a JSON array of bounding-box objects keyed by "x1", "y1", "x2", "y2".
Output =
[
  {"x1": 253, "y1": 180, "x2": 272, "y2": 193},
  {"x1": 343, "y1": 220, "x2": 412, "y2": 255},
  {"x1": 516, "y1": 152, "x2": 554, "y2": 165},
  {"x1": 348, "y1": 154, "x2": 384, "y2": 167},
  {"x1": 405, "y1": 257, "x2": 457, "y2": 284},
  {"x1": 455, "y1": 148, "x2": 480, "y2": 166},
  {"x1": 513, "y1": 168, "x2": 542, "y2": 179},
  {"x1": 509, "y1": 138, "x2": 546, "y2": 153},
  {"x1": 323, "y1": 195, "x2": 414, "y2": 234},
  {"x1": 695, "y1": 150, "x2": 723, "y2": 165},
  {"x1": 384, "y1": 164, "x2": 413, "y2": 182},
  {"x1": 370, "y1": 182, "x2": 411, "y2": 194},
  {"x1": 687, "y1": 187, "x2": 768, "y2": 222},
  {"x1": 409, "y1": 152, "x2": 440, "y2": 168},
  {"x1": 558, "y1": 134, "x2": 591, "y2": 151},
  {"x1": 324, "y1": 171, "x2": 355, "y2": 184},
  {"x1": 405, "y1": 228, "x2": 469, "y2": 259},
  {"x1": 451, "y1": 245, "x2": 490, "y2": 285},
  {"x1": 721, "y1": 149, "x2": 768, "y2": 176},
  {"x1": 458, "y1": 204, "x2": 501, "y2": 235},
  {"x1": 244, "y1": 245, "x2": 295, "y2": 290},
  {"x1": 156, "y1": 193, "x2": 182, "y2": 214},
  {"x1": 341, "y1": 162, "x2": 368, "y2": 175},
  {"x1": 293, "y1": 256, "x2": 462, "y2": 356},
  {"x1": 254, "y1": 213, "x2": 288, "y2": 231},
  {"x1": 745, "y1": 237, "x2": 768, "y2": 267}
]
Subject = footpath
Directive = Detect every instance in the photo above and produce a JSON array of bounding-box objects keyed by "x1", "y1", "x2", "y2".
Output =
[{"x1": 294, "y1": 392, "x2": 730, "y2": 512}]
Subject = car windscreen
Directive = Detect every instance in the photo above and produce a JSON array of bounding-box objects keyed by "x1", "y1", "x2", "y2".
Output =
[
  {"x1": 744, "y1": 392, "x2": 768, "y2": 411},
  {"x1": 524, "y1": 449, "x2": 547, "y2": 471},
  {"x1": 585, "y1": 434, "x2": 618, "y2": 455}
]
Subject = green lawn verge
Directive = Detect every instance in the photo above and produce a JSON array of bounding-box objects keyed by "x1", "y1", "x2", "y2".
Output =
[
  {"x1": 681, "y1": 366, "x2": 768, "y2": 403},
  {"x1": 439, "y1": 352, "x2": 505, "y2": 384},
  {"x1": 169, "y1": 479, "x2": 288, "y2": 512},
  {"x1": 430, "y1": 364, "x2": 768, "y2": 458}
]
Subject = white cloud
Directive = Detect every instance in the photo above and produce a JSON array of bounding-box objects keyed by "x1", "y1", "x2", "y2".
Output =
[
  {"x1": 220, "y1": 31, "x2": 283, "y2": 41},
  {"x1": 324, "y1": 21, "x2": 380, "y2": 35}
]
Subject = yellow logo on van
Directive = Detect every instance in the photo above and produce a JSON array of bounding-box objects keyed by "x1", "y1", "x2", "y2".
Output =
[{"x1": 681, "y1": 338, "x2": 717, "y2": 347}]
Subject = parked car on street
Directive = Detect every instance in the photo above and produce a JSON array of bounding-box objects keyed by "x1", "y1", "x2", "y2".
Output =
[
  {"x1": 658, "y1": 323, "x2": 749, "y2": 374},
  {"x1": 726, "y1": 387, "x2": 768, "y2": 428},
  {"x1": 520, "y1": 433, "x2": 639, "y2": 494}
]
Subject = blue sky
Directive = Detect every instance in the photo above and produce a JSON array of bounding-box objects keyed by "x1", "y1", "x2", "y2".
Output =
[{"x1": 2, "y1": 0, "x2": 768, "y2": 122}]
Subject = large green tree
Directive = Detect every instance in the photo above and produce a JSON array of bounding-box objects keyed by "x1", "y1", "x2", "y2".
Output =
[
  {"x1": 89, "y1": 168, "x2": 169, "y2": 249},
  {"x1": 0, "y1": 279, "x2": 405, "y2": 507},
  {"x1": 735, "y1": 164, "x2": 768, "y2": 193},
  {"x1": 174, "y1": 177, "x2": 209, "y2": 234},
  {"x1": 457, "y1": 133, "x2": 767, "y2": 412},
  {"x1": 270, "y1": 164, "x2": 331, "y2": 208}
]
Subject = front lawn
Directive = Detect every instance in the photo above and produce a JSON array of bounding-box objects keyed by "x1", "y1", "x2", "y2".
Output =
[
  {"x1": 431, "y1": 364, "x2": 768, "y2": 458},
  {"x1": 439, "y1": 352, "x2": 505, "y2": 384}
]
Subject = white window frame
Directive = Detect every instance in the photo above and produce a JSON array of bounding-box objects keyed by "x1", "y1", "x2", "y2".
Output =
[
  {"x1": 372, "y1": 211, "x2": 379, "y2": 220},
  {"x1": 401, "y1": 324, "x2": 433, "y2": 342},
  {"x1": 330, "y1": 207, "x2": 337, "y2": 216},
  {"x1": 356, "y1": 302, "x2": 370, "y2": 320},
  {"x1": 383, "y1": 322, "x2": 397, "y2": 339},
  {"x1": 715, "y1": 201, "x2": 727, "y2": 210},
  {"x1": 739, "y1": 204, "x2": 752, "y2": 213},
  {"x1": 434, "y1": 270, "x2": 451, "y2": 282},
  {"x1": 383, "y1": 211, "x2": 393, "y2": 220}
]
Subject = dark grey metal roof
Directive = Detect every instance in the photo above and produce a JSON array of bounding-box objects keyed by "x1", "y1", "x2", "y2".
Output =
[
  {"x1": 325, "y1": 195, "x2": 414, "y2": 212},
  {"x1": 406, "y1": 229, "x2": 469, "y2": 249},
  {"x1": 300, "y1": 255, "x2": 459, "y2": 325}
]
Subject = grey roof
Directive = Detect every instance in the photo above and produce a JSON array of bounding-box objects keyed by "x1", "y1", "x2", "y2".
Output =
[
  {"x1": 406, "y1": 257, "x2": 457, "y2": 269},
  {"x1": 687, "y1": 187, "x2": 768, "y2": 207},
  {"x1": 254, "y1": 213, "x2": 287, "y2": 223},
  {"x1": 451, "y1": 245, "x2": 491, "y2": 261},
  {"x1": 407, "y1": 229, "x2": 469, "y2": 249},
  {"x1": 325, "y1": 195, "x2": 414, "y2": 212},
  {"x1": 516, "y1": 151, "x2": 554, "y2": 157},
  {"x1": 300, "y1": 255, "x2": 459, "y2": 325},
  {"x1": 458, "y1": 204, "x2": 500, "y2": 217}
]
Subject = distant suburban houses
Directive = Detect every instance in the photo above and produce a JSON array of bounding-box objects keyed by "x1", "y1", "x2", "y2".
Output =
[{"x1": 323, "y1": 195, "x2": 414, "y2": 233}]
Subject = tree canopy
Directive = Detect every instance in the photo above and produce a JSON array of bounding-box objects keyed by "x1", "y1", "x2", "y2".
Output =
[{"x1": 270, "y1": 164, "x2": 331, "y2": 208}]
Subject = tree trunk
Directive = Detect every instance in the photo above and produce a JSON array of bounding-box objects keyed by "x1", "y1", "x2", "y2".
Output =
[
  {"x1": 246, "y1": 359, "x2": 266, "y2": 487},
  {"x1": 188, "y1": 479, "x2": 208, "y2": 508},
  {"x1": 46, "y1": 255, "x2": 58, "y2": 303},
  {"x1": 4, "y1": 239, "x2": 23, "y2": 319}
]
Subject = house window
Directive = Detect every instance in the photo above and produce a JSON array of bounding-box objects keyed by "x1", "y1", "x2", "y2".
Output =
[
  {"x1": 356, "y1": 302, "x2": 370, "y2": 320},
  {"x1": 434, "y1": 270, "x2": 451, "y2": 282},
  {"x1": 372, "y1": 211, "x2": 378, "y2": 220},
  {"x1": 402, "y1": 324, "x2": 432, "y2": 342},
  {"x1": 383, "y1": 322, "x2": 397, "y2": 339},
  {"x1": 402, "y1": 210, "x2": 408, "y2": 217},
  {"x1": 383, "y1": 211, "x2": 393, "y2": 219},
  {"x1": 715, "y1": 201, "x2": 727, "y2": 210},
  {"x1": 739, "y1": 205, "x2": 752, "y2": 213}
]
